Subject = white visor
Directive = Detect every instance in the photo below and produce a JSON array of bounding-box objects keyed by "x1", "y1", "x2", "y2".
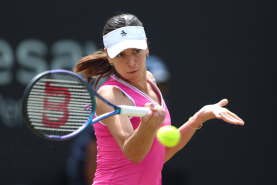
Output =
[{"x1": 103, "y1": 26, "x2": 147, "y2": 58}]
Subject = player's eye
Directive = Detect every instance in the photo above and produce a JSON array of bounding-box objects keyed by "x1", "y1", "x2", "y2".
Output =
[
  {"x1": 133, "y1": 49, "x2": 140, "y2": 54},
  {"x1": 116, "y1": 52, "x2": 124, "y2": 57}
]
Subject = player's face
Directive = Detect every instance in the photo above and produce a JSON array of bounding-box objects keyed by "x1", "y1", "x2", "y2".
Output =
[{"x1": 108, "y1": 48, "x2": 149, "y2": 83}]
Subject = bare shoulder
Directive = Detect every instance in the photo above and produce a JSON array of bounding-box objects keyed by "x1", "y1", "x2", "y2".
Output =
[
  {"x1": 97, "y1": 85, "x2": 123, "y2": 103},
  {"x1": 146, "y1": 71, "x2": 157, "y2": 85},
  {"x1": 97, "y1": 85, "x2": 132, "y2": 106},
  {"x1": 95, "y1": 85, "x2": 134, "y2": 128}
]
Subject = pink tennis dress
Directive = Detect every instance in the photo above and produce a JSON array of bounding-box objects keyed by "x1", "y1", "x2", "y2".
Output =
[{"x1": 92, "y1": 75, "x2": 171, "y2": 185}]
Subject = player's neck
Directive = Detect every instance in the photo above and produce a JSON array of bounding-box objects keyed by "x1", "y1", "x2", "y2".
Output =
[
  {"x1": 129, "y1": 79, "x2": 148, "y2": 92},
  {"x1": 132, "y1": 80, "x2": 154, "y2": 97},
  {"x1": 122, "y1": 72, "x2": 148, "y2": 92}
]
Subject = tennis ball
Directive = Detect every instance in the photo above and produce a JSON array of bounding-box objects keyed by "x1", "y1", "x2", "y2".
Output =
[{"x1": 157, "y1": 125, "x2": 181, "y2": 147}]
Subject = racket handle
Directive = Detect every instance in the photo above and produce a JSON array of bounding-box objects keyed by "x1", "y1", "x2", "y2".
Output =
[{"x1": 119, "y1": 105, "x2": 150, "y2": 117}]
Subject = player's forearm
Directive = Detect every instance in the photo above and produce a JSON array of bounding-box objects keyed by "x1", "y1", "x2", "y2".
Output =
[
  {"x1": 123, "y1": 124, "x2": 157, "y2": 164},
  {"x1": 164, "y1": 112, "x2": 203, "y2": 162}
]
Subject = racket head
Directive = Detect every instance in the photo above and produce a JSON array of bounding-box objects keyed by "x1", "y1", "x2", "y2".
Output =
[{"x1": 22, "y1": 69, "x2": 96, "y2": 141}]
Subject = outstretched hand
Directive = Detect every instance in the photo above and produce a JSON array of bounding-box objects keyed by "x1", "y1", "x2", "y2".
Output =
[{"x1": 197, "y1": 99, "x2": 244, "y2": 126}]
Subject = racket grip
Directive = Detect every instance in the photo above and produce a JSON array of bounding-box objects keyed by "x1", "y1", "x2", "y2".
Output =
[{"x1": 119, "y1": 105, "x2": 150, "y2": 117}]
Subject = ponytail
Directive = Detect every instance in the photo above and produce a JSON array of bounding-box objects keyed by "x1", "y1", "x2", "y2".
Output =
[{"x1": 74, "y1": 50, "x2": 112, "y2": 88}]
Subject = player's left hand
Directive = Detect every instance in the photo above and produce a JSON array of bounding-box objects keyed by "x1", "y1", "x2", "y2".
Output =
[{"x1": 196, "y1": 99, "x2": 244, "y2": 126}]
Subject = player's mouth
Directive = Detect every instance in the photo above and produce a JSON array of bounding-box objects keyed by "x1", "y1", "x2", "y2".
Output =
[{"x1": 127, "y1": 70, "x2": 138, "y2": 74}]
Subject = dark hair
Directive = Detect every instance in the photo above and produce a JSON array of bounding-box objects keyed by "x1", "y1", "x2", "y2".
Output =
[
  {"x1": 103, "y1": 13, "x2": 143, "y2": 35},
  {"x1": 74, "y1": 13, "x2": 143, "y2": 88}
]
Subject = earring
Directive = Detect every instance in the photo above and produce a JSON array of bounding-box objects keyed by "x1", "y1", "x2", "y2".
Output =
[{"x1": 146, "y1": 54, "x2": 149, "y2": 57}]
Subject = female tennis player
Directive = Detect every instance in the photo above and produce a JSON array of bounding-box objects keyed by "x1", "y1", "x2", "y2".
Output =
[{"x1": 74, "y1": 13, "x2": 244, "y2": 185}]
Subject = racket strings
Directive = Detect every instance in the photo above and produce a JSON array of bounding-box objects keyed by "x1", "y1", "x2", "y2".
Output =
[{"x1": 27, "y1": 74, "x2": 94, "y2": 137}]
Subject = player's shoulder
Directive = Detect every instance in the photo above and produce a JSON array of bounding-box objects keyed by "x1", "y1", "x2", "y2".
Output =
[
  {"x1": 97, "y1": 85, "x2": 127, "y2": 105},
  {"x1": 147, "y1": 71, "x2": 157, "y2": 85},
  {"x1": 97, "y1": 85, "x2": 122, "y2": 98}
]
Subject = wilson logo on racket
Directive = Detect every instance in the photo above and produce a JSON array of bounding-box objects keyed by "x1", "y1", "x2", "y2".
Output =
[
  {"x1": 42, "y1": 82, "x2": 70, "y2": 127},
  {"x1": 23, "y1": 69, "x2": 150, "y2": 140}
]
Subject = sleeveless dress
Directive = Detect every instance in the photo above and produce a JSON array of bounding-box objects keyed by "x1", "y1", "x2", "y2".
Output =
[{"x1": 92, "y1": 75, "x2": 171, "y2": 185}]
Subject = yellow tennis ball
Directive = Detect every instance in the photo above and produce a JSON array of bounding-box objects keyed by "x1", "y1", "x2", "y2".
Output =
[{"x1": 157, "y1": 125, "x2": 181, "y2": 147}]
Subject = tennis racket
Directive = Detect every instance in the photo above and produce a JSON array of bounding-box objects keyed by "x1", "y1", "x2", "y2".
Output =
[{"x1": 22, "y1": 69, "x2": 150, "y2": 141}]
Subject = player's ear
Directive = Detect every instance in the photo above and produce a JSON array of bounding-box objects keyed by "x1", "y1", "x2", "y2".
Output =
[{"x1": 145, "y1": 39, "x2": 150, "y2": 57}]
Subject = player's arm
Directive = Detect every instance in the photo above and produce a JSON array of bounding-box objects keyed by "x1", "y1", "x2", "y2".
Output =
[
  {"x1": 96, "y1": 85, "x2": 166, "y2": 164},
  {"x1": 164, "y1": 115, "x2": 201, "y2": 163},
  {"x1": 164, "y1": 99, "x2": 244, "y2": 163}
]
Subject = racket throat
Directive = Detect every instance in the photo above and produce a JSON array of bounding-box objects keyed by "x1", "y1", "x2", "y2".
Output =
[{"x1": 91, "y1": 110, "x2": 120, "y2": 124}]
